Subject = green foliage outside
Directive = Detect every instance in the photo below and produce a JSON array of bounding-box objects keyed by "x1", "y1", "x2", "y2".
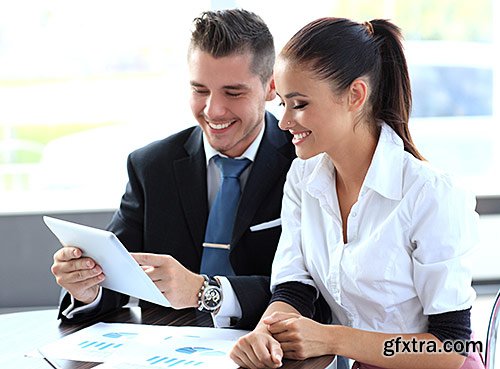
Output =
[
  {"x1": 0, "y1": 122, "x2": 115, "y2": 164},
  {"x1": 331, "y1": 0, "x2": 492, "y2": 42}
]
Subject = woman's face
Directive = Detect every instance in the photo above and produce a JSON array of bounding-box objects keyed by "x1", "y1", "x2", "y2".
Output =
[{"x1": 274, "y1": 58, "x2": 354, "y2": 160}]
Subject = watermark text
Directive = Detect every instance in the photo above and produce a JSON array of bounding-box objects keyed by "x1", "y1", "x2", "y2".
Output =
[{"x1": 383, "y1": 337, "x2": 482, "y2": 357}]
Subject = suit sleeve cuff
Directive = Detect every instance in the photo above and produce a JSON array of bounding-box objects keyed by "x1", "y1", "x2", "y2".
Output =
[
  {"x1": 61, "y1": 287, "x2": 103, "y2": 319},
  {"x1": 211, "y1": 277, "x2": 242, "y2": 328}
]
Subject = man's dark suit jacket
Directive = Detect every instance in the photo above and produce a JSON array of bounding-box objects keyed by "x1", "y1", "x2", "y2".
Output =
[{"x1": 59, "y1": 112, "x2": 299, "y2": 329}]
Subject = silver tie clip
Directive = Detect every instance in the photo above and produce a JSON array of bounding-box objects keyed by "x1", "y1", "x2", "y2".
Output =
[{"x1": 202, "y1": 242, "x2": 231, "y2": 250}]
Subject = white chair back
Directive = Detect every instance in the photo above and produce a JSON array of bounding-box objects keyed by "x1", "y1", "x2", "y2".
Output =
[{"x1": 485, "y1": 289, "x2": 500, "y2": 369}]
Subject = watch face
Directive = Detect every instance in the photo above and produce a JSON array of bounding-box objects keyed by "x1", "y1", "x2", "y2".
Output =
[{"x1": 203, "y1": 286, "x2": 221, "y2": 310}]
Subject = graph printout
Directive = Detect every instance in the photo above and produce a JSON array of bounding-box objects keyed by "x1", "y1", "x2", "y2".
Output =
[
  {"x1": 92, "y1": 336, "x2": 242, "y2": 369},
  {"x1": 38, "y1": 322, "x2": 248, "y2": 367},
  {"x1": 94, "y1": 357, "x2": 238, "y2": 369}
]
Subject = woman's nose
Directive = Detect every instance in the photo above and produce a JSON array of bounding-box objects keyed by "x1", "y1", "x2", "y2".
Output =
[{"x1": 278, "y1": 118, "x2": 293, "y2": 131}]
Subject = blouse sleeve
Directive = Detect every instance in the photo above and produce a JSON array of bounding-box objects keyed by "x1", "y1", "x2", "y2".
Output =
[
  {"x1": 410, "y1": 174, "x2": 478, "y2": 315},
  {"x1": 270, "y1": 281, "x2": 317, "y2": 318},
  {"x1": 270, "y1": 159, "x2": 317, "y2": 293},
  {"x1": 427, "y1": 308, "x2": 472, "y2": 343}
]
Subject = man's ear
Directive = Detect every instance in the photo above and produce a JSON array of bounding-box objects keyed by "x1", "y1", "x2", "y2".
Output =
[
  {"x1": 348, "y1": 79, "x2": 368, "y2": 112},
  {"x1": 265, "y1": 77, "x2": 277, "y2": 101}
]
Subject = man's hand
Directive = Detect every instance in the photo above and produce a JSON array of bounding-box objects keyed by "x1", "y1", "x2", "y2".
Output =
[
  {"x1": 230, "y1": 326, "x2": 283, "y2": 369},
  {"x1": 264, "y1": 312, "x2": 331, "y2": 360},
  {"x1": 51, "y1": 247, "x2": 104, "y2": 304},
  {"x1": 131, "y1": 253, "x2": 204, "y2": 309}
]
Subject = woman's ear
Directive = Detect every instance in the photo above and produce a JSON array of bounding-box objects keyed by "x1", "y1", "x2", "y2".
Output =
[{"x1": 348, "y1": 79, "x2": 368, "y2": 112}]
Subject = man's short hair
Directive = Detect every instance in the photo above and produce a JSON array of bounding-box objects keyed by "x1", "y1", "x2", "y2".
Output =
[{"x1": 189, "y1": 9, "x2": 275, "y2": 85}]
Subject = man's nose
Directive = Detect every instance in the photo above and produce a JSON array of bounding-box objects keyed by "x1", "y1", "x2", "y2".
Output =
[{"x1": 204, "y1": 94, "x2": 226, "y2": 119}]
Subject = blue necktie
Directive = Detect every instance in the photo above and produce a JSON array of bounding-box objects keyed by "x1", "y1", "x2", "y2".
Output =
[{"x1": 200, "y1": 155, "x2": 251, "y2": 276}]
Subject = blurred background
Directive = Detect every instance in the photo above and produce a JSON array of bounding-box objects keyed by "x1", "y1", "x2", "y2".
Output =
[{"x1": 0, "y1": 0, "x2": 498, "y2": 322}]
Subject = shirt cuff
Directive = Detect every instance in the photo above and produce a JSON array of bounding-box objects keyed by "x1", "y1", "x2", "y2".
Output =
[
  {"x1": 61, "y1": 287, "x2": 103, "y2": 319},
  {"x1": 211, "y1": 277, "x2": 242, "y2": 328}
]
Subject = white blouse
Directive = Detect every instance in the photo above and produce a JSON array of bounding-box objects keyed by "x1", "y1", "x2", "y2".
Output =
[{"x1": 271, "y1": 124, "x2": 478, "y2": 333}]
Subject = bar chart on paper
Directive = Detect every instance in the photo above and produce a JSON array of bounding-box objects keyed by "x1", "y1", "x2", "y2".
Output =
[
  {"x1": 38, "y1": 322, "x2": 246, "y2": 368},
  {"x1": 77, "y1": 331, "x2": 138, "y2": 353},
  {"x1": 93, "y1": 347, "x2": 238, "y2": 369},
  {"x1": 144, "y1": 347, "x2": 226, "y2": 366},
  {"x1": 112, "y1": 342, "x2": 237, "y2": 368},
  {"x1": 78, "y1": 340, "x2": 123, "y2": 351},
  {"x1": 146, "y1": 355, "x2": 205, "y2": 367},
  {"x1": 96, "y1": 354, "x2": 237, "y2": 369},
  {"x1": 175, "y1": 346, "x2": 225, "y2": 356},
  {"x1": 38, "y1": 325, "x2": 140, "y2": 362}
]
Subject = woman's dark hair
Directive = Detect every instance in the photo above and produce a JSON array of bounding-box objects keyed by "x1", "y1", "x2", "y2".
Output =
[
  {"x1": 189, "y1": 9, "x2": 275, "y2": 85},
  {"x1": 280, "y1": 17, "x2": 424, "y2": 160}
]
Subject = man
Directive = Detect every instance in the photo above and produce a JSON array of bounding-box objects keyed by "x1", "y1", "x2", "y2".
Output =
[{"x1": 51, "y1": 9, "x2": 323, "y2": 329}]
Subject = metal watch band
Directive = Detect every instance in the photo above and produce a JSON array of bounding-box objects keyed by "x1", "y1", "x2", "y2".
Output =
[{"x1": 197, "y1": 274, "x2": 209, "y2": 311}]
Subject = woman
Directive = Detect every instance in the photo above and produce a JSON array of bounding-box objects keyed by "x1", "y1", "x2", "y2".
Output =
[{"x1": 230, "y1": 17, "x2": 483, "y2": 369}]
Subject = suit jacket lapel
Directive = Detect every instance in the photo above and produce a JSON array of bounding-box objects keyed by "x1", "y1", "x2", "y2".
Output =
[
  {"x1": 231, "y1": 113, "x2": 292, "y2": 247},
  {"x1": 174, "y1": 127, "x2": 208, "y2": 258}
]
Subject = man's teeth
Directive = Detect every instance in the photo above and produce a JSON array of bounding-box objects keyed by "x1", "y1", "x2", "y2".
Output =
[
  {"x1": 208, "y1": 121, "x2": 234, "y2": 130},
  {"x1": 294, "y1": 131, "x2": 311, "y2": 140}
]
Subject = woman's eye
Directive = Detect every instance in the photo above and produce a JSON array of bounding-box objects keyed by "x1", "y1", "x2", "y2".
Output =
[
  {"x1": 293, "y1": 103, "x2": 307, "y2": 109},
  {"x1": 277, "y1": 100, "x2": 307, "y2": 109}
]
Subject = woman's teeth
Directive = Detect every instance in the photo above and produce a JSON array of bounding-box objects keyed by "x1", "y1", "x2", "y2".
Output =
[{"x1": 294, "y1": 131, "x2": 311, "y2": 140}]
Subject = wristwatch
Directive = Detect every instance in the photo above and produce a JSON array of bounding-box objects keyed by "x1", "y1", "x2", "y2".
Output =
[{"x1": 197, "y1": 275, "x2": 223, "y2": 313}]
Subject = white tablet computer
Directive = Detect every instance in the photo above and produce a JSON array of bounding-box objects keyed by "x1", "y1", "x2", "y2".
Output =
[{"x1": 43, "y1": 216, "x2": 171, "y2": 307}]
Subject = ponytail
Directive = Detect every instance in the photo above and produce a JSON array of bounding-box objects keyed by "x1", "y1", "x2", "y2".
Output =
[{"x1": 371, "y1": 19, "x2": 424, "y2": 160}]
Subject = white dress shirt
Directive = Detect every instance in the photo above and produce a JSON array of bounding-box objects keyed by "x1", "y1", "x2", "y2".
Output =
[
  {"x1": 271, "y1": 123, "x2": 478, "y2": 333},
  {"x1": 63, "y1": 124, "x2": 266, "y2": 327},
  {"x1": 203, "y1": 123, "x2": 265, "y2": 327}
]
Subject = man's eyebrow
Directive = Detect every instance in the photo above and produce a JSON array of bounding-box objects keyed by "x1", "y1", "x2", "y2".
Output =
[
  {"x1": 222, "y1": 83, "x2": 250, "y2": 90},
  {"x1": 189, "y1": 81, "x2": 249, "y2": 90},
  {"x1": 190, "y1": 81, "x2": 205, "y2": 87}
]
